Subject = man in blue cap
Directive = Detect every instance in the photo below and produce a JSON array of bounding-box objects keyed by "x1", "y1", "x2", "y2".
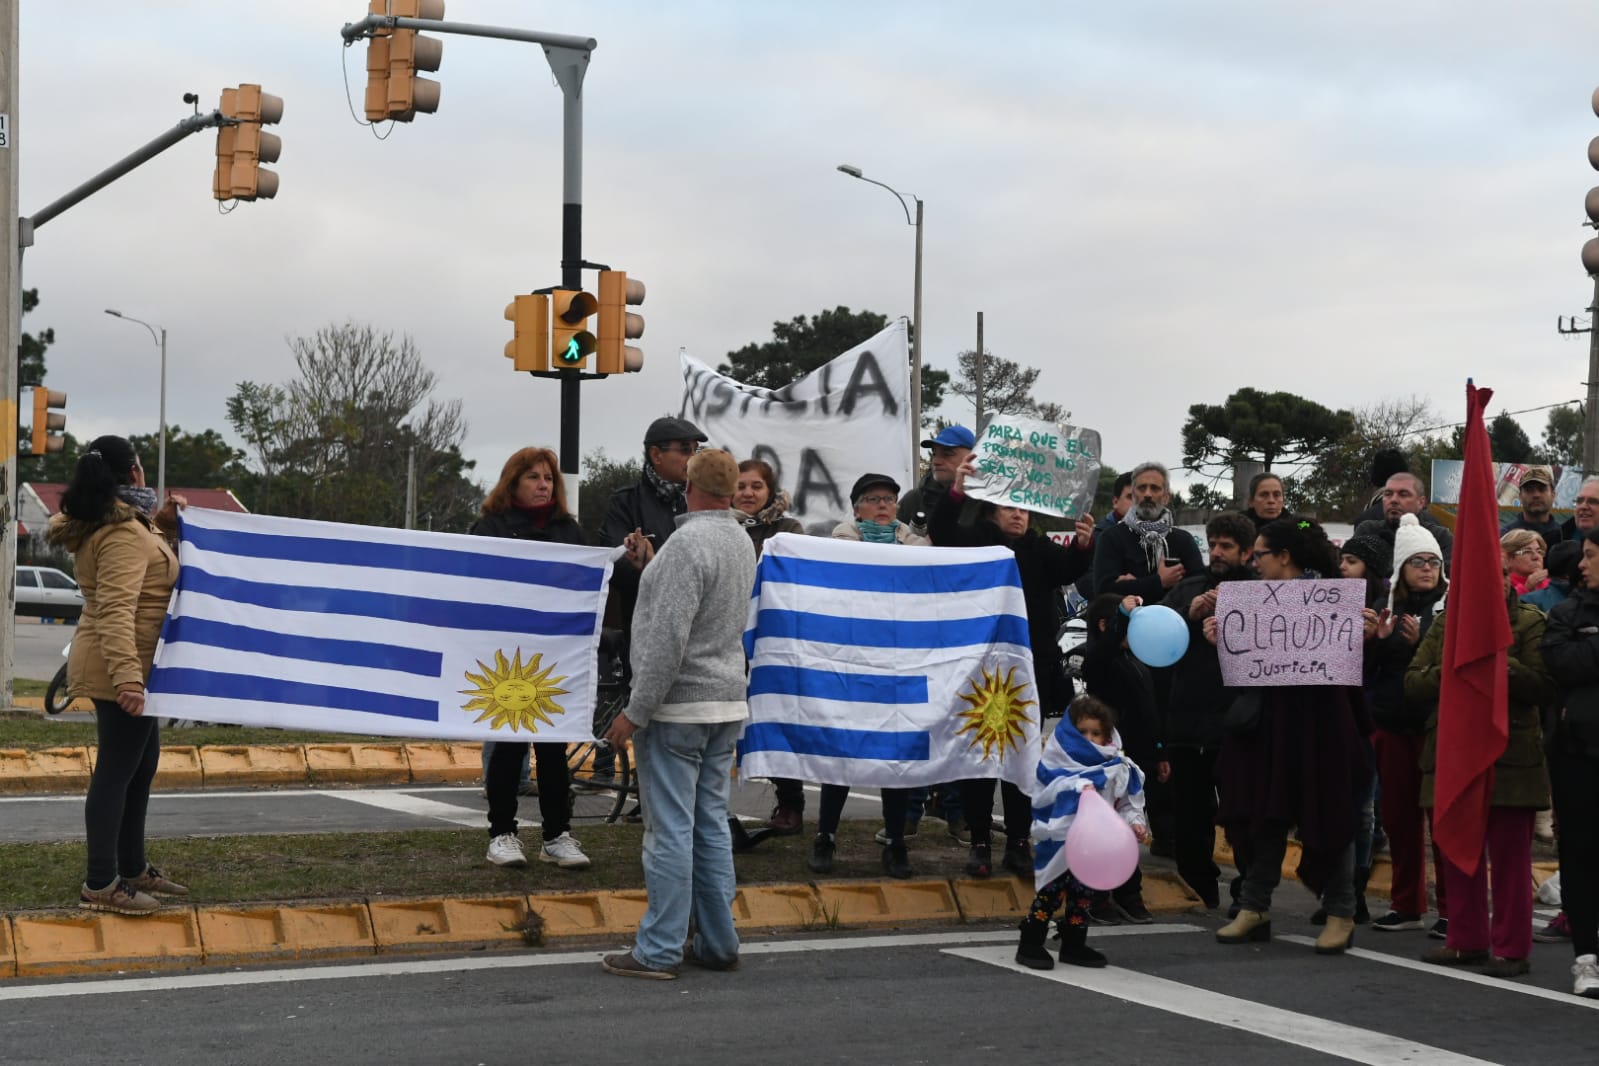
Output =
[
  {"x1": 898, "y1": 424, "x2": 976, "y2": 528},
  {"x1": 898, "y1": 423, "x2": 978, "y2": 842}
]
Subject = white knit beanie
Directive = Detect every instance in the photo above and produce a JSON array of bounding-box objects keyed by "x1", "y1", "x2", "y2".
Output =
[{"x1": 1388, "y1": 513, "x2": 1444, "y2": 612}]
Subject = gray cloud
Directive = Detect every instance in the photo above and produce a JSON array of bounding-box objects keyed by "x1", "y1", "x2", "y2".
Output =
[{"x1": 16, "y1": 0, "x2": 1599, "y2": 513}]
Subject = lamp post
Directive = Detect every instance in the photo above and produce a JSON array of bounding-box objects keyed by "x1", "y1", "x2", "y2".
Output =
[
  {"x1": 104, "y1": 309, "x2": 166, "y2": 502},
  {"x1": 837, "y1": 164, "x2": 923, "y2": 468}
]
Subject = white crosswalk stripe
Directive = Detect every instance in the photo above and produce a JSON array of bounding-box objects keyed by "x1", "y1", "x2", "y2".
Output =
[{"x1": 949, "y1": 944, "x2": 1501, "y2": 1065}]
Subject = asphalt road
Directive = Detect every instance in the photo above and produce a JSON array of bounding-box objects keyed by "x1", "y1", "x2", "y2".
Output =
[
  {"x1": 11, "y1": 617, "x2": 73, "y2": 683},
  {"x1": 1, "y1": 917, "x2": 1593, "y2": 1065},
  {"x1": 0, "y1": 779, "x2": 886, "y2": 843}
]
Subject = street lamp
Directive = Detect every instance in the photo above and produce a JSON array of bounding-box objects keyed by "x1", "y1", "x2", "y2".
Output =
[
  {"x1": 103, "y1": 309, "x2": 167, "y2": 502},
  {"x1": 837, "y1": 163, "x2": 923, "y2": 468}
]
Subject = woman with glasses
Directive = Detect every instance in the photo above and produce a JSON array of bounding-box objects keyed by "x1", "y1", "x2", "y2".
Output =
[
  {"x1": 1503, "y1": 530, "x2": 1550, "y2": 597},
  {"x1": 1409, "y1": 549, "x2": 1553, "y2": 978},
  {"x1": 1539, "y1": 528, "x2": 1599, "y2": 998},
  {"x1": 1210, "y1": 516, "x2": 1372, "y2": 956},
  {"x1": 1364, "y1": 514, "x2": 1452, "y2": 936},
  {"x1": 805, "y1": 474, "x2": 930, "y2": 879}
]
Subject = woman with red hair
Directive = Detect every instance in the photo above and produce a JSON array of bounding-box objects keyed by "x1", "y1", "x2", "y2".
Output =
[{"x1": 469, "y1": 447, "x2": 592, "y2": 872}]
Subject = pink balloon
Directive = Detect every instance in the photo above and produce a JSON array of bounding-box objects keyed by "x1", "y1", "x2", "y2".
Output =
[{"x1": 1064, "y1": 787, "x2": 1140, "y2": 891}]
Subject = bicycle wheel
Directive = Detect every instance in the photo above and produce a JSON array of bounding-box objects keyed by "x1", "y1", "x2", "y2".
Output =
[
  {"x1": 44, "y1": 663, "x2": 71, "y2": 715},
  {"x1": 568, "y1": 739, "x2": 630, "y2": 823}
]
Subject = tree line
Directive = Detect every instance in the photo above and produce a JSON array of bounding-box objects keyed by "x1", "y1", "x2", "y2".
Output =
[{"x1": 21, "y1": 292, "x2": 1574, "y2": 531}]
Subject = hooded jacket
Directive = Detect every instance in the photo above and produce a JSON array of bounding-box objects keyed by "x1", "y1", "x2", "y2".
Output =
[
  {"x1": 46, "y1": 502, "x2": 178, "y2": 700},
  {"x1": 1406, "y1": 587, "x2": 1553, "y2": 809}
]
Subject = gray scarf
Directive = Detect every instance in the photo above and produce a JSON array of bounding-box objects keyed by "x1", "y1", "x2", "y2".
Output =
[
  {"x1": 643, "y1": 461, "x2": 685, "y2": 510},
  {"x1": 1122, "y1": 508, "x2": 1173, "y2": 572},
  {"x1": 116, "y1": 485, "x2": 159, "y2": 517}
]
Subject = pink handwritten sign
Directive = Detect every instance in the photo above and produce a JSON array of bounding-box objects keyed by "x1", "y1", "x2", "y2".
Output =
[{"x1": 1214, "y1": 579, "x2": 1365, "y2": 687}]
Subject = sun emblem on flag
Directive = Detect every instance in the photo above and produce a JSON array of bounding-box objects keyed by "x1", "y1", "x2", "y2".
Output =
[
  {"x1": 953, "y1": 664, "x2": 1036, "y2": 761},
  {"x1": 459, "y1": 649, "x2": 569, "y2": 733}
]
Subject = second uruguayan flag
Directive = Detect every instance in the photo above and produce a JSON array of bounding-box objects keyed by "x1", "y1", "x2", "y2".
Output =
[
  {"x1": 738, "y1": 532, "x2": 1041, "y2": 789},
  {"x1": 146, "y1": 508, "x2": 618, "y2": 742}
]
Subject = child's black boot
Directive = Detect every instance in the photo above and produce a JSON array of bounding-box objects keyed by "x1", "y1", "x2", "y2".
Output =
[
  {"x1": 1058, "y1": 923, "x2": 1108, "y2": 968},
  {"x1": 1015, "y1": 918, "x2": 1055, "y2": 970}
]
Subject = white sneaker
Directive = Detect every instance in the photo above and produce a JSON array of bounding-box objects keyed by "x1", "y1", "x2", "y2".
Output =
[
  {"x1": 1574, "y1": 954, "x2": 1599, "y2": 998},
  {"x1": 487, "y1": 834, "x2": 527, "y2": 868},
  {"x1": 540, "y1": 831, "x2": 592, "y2": 869}
]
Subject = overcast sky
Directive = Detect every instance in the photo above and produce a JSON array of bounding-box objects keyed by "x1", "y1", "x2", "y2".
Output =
[{"x1": 16, "y1": 1, "x2": 1599, "y2": 503}]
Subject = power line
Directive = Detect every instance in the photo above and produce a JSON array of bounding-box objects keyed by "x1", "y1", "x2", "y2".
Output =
[{"x1": 1399, "y1": 398, "x2": 1582, "y2": 439}]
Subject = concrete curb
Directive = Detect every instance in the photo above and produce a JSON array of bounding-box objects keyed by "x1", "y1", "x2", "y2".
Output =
[
  {"x1": 0, "y1": 870, "x2": 1206, "y2": 979},
  {"x1": 0, "y1": 742, "x2": 491, "y2": 792}
]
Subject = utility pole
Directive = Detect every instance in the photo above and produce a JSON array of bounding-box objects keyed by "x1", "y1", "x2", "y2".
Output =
[
  {"x1": 1571, "y1": 85, "x2": 1599, "y2": 476},
  {"x1": 404, "y1": 445, "x2": 417, "y2": 529},
  {"x1": 1, "y1": 0, "x2": 18, "y2": 708},
  {"x1": 974, "y1": 311, "x2": 985, "y2": 431}
]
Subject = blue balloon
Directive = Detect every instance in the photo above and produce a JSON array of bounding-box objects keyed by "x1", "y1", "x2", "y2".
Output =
[{"x1": 1126, "y1": 604, "x2": 1189, "y2": 668}]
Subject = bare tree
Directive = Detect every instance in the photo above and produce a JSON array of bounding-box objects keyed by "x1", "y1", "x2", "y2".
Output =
[
  {"x1": 948, "y1": 350, "x2": 1065, "y2": 423},
  {"x1": 227, "y1": 323, "x2": 480, "y2": 526}
]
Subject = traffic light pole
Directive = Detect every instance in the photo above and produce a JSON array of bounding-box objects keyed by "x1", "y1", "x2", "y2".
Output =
[
  {"x1": 23, "y1": 106, "x2": 234, "y2": 237},
  {"x1": 2, "y1": 0, "x2": 20, "y2": 709},
  {"x1": 342, "y1": 14, "x2": 598, "y2": 513},
  {"x1": 550, "y1": 46, "x2": 590, "y2": 512}
]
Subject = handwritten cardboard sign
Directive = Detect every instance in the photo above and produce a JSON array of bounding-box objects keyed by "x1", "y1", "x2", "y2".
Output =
[
  {"x1": 968, "y1": 416, "x2": 1101, "y2": 518},
  {"x1": 1214, "y1": 579, "x2": 1364, "y2": 687}
]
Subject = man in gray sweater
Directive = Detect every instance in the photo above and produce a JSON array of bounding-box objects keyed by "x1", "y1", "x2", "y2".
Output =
[{"x1": 602, "y1": 448, "x2": 757, "y2": 980}]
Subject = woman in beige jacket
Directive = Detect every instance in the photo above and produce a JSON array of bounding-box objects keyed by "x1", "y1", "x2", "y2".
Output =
[{"x1": 46, "y1": 435, "x2": 185, "y2": 915}]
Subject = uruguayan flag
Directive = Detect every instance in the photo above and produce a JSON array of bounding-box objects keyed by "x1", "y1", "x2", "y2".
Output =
[
  {"x1": 1031, "y1": 719, "x2": 1146, "y2": 892},
  {"x1": 146, "y1": 508, "x2": 619, "y2": 742},
  {"x1": 738, "y1": 532, "x2": 1041, "y2": 789}
]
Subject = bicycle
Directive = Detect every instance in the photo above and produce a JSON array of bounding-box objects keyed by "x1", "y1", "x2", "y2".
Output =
[{"x1": 566, "y1": 634, "x2": 640, "y2": 824}]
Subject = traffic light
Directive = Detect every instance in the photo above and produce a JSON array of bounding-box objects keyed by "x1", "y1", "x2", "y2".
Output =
[
  {"x1": 595, "y1": 271, "x2": 647, "y2": 375},
  {"x1": 214, "y1": 84, "x2": 282, "y2": 201},
  {"x1": 551, "y1": 289, "x2": 598, "y2": 369},
  {"x1": 365, "y1": 0, "x2": 444, "y2": 122},
  {"x1": 504, "y1": 294, "x2": 550, "y2": 372},
  {"x1": 30, "y1": 388, "x2": 66, "y2": 456}
]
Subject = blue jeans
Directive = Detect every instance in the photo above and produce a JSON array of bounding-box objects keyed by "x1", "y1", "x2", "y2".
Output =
[{"x1": 631, "y1": 719, "x2": 742, "y2": 971}]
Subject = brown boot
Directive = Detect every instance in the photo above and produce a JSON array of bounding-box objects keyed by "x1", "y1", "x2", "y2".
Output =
[
  {"x1": 1215, "y1": 909, "x2": 1271, "y2": 944},
  {"x1": 1315, "y1": 915, "x2": 1355, "y2": 955}
]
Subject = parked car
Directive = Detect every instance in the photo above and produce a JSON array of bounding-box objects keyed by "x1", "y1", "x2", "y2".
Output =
[{"x1": 15, "y1": 566, "x2": 83, "y2": 620}]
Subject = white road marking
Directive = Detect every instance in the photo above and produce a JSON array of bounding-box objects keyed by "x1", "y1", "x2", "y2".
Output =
[
  {"x1": 0, "y1": 925, "x2": 1203, "y2": 1002},
  {"x1": 318, "y1": 789, "x2": 490, "y2": 829},
  {"x1": 1279, "y1": 935, "x2": 1599, "y2": 1012},
  {"x1": 947, "y1": 944, "x2": 1500, "y2": 1065},
  {"x1": 0, "y1": 786, "x2": 489, "y2": 804}
]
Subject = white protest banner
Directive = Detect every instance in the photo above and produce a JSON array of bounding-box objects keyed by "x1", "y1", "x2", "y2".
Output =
[
  {"x1": 679, "y1": 322, "x2": 913, "y2": 531},
  {"x1": 967, "y1": 415, "x2": 1101, "y2": 518},
  {"x1": 1214, "y1": 578, "x2": 1365, "y2": 687}
]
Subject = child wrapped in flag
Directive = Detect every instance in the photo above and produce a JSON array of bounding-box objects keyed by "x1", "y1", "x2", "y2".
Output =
[{"x1": 1019, "y1": 694, "x2": 1148, "y2": 970}]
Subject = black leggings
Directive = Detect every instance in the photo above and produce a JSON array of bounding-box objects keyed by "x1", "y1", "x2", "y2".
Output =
[
  {"x1": 958, "y1": 778, "x2": 1032, "y2": 846},
  {"x1": 487, "y1": 741, "x2": 571, "y2": 842},
  {"x1": 816, "y1": 784, "x2": 909, "y2": 842},
  {"x1": 84, "y1": 699, "x2": 161, "y2": 888}
]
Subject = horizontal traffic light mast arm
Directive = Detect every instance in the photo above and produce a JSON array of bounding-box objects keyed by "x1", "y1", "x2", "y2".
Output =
[
  {"x1": 23, "y1": 108, "x2": 235, "y2": 238},
  {"x1": 340, "y1": 14, "x2": 594, "y2": 51}
]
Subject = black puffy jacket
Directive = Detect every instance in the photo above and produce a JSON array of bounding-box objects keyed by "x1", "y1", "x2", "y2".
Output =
[{"x1": 1541, "y1": 586, "x2": 1599, "y2": 758}]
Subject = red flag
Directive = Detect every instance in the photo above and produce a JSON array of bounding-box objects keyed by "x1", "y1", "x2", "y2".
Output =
[{"x1": 1433, "y1": 381, "x2": 1511, "y2": 877}]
